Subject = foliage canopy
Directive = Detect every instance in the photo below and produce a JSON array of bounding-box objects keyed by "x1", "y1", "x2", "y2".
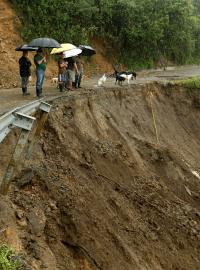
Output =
[{"x1": 11, "y1": 0, "x2": 200, "y2": 67}]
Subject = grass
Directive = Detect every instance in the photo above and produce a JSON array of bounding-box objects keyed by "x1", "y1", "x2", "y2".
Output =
[
  {"x1": 173, "y1": 76, "x2": 200, "y2": 90},
  {"x1": 0, "y1": 244, "x2": 22, "y2": 270}
]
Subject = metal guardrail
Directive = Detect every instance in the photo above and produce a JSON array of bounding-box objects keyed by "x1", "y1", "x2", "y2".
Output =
[
  {"x1": 0, "y1": 99, "x2": 45, "y2": 143},
  {"x1": 0, "y1": 99, "x2": 51, "y2": 195}
]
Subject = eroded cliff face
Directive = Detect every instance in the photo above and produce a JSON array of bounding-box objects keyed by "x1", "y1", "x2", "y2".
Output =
[
  {"x1": 0, "y1": 83, "x2": 200, "y2": 270},
  {"x1": 0, "y1": 0, "x2": 22, "y2": 88}
]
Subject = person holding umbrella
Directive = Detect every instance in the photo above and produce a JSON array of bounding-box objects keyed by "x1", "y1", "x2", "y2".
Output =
[
  {"x1": 34, "y1": 48, "x2": 47, "y2": 97},
  {"x1": 18, "y1": 51, "x2": 32, "y2": 96}
]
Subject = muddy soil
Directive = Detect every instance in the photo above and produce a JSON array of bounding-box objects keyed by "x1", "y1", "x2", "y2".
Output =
[
  {"x1": 1, "y1": 64, "x2": 200, "y2": 115},
  {"x1": 0, "y1": 83, "x2": 200, "y2": 270}
]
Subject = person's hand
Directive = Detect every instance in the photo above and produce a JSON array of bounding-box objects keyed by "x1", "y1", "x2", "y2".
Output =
[{"x1": 43, "y1": 54, "x2": 48, "y2": 61}]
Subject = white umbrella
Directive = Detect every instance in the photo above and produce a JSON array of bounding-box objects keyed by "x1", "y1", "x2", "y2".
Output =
[
  {"x1": 50, "y1": 43, "x2": 76, "y2": 54},
  {"x1": 63, "y1": 48, "x2": 82, "y2": 58}
]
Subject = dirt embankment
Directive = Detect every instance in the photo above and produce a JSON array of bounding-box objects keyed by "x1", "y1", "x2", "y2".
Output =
[
  {"x1": 0, "y1": 0, "x2": 22, "y2": 88},
  {"x1": 0, "y1": 83, "x2": 200, "y2": 270}
]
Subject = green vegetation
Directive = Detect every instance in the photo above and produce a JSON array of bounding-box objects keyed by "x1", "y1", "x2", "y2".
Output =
[
  {"x1": 174, "y1": 76, "x2": 200, "y2": 89},
  {"x1": 0, "y1": 244, "x2": 22, "y2": 270},
  {"x1": 10, "y1": 0, "x2": 200, "y2": 68}
]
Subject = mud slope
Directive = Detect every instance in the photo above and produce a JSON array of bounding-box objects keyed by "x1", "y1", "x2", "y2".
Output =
[
  {"x1": 1, "y1": 83, "x2": 200, "y2": 270},
  {"x1": 0, "y1": 0, "x2": 22, "y2": 88}
]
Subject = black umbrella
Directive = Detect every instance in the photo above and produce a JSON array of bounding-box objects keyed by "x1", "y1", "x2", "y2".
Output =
[
  {"x1": 15, "y1": 44, "x2": 38, "y2": 51},
  {"x1": 28, "y1": 38, "x2": 61, "y2": 48},
  {"x1": 79, "y1": 45, "x2": 96, "y2": 56}
]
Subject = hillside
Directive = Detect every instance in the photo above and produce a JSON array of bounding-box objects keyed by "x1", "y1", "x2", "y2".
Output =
[
  {"x1": 0, "y1": 83, "x2": 200, "y2": 269},
  {"x1": 0, "y1": 0, "x2": 22, "y2": 88}
]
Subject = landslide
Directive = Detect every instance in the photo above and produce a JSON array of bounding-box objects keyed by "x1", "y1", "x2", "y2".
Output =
[{"x1": 0, "y1": 83, "x2": 200, "y2": 270}]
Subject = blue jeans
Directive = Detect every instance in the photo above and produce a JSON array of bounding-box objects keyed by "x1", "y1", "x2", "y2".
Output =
[
  {"x1": 36, "y1": 68, "x2": 45, "y2": 96},
  {"x1": 75, "y1": 72, "x2": 83, "y2": 87},
  {"x1": 58, "y1": 73, "x2": 67, "y2": 91}
]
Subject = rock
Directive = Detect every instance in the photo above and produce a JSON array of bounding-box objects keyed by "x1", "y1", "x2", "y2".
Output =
[
  {"x1": 17, "y1": 168, "x2": 34, "y2": 188},
  {"x1": 49, "y1": 201, "x2": 57, "y2": 210},
  {"x1": 189, "y1": 220, "x2": 197, "y2": 227},
  {"x1": 17, "y1": 219, "x2": 27, "y2": 227},
  {"x1": 15, "y1": 209, "x2": 24, "y2": 219},
  {"x1": 27, "y1": 208, "x2": 46, "y2": 237},
  {"x1": 191, "y1": 228, "x2": 198, "y2": 236},
  {"x1": 82, "y1": 151, "x2": 92, "y2": 164},
  {"x1": 28, "y1": 240, "x2": 41, "y2": 259}
]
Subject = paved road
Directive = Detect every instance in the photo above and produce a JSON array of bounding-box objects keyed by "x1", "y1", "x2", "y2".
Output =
[{"x1": 0, "y1": 65, "x2": 200, "y2": 115}]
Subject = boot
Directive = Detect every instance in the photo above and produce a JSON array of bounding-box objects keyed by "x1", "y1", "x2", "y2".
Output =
[
  {"x1": 24, "y1": 87, "x2": 30, "y2": 95},
  {"x1": 22, "y1": 87, "x2": 26, "y2": 95},
  {"x1": 36, "y1": 88, "x2": 40, "y2": 97},
  {"x1": 59, "y1": 83, "x2": 63, "y2": 92},
  {"x1": 38, "y1": 88, "x2": 44, "y2": 97}
]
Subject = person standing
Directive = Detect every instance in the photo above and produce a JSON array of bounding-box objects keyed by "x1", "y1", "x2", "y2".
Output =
[
  {"x1": 75, "y1": 55, "x2": 84, "y2": 88},
  {"x1": 18, "y1": 51, "x2": 31, "y2": 95},
  {"x1": 58, "y1": 52, "x2": 67, "y2": 92},
  {"x1": 66, "y1": 57, "x2": 78, "y2": 90},
  {"x1": 34, "y1": 48, "x2": 47, "y2": 97}
]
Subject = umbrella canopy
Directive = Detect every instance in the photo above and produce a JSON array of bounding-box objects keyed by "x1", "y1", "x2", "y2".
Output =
[
  {"x1": 50, "y1": 43, "x2": 77, "y2": 54},
  {"x1": 63, "y1": 48, "x2": 82, "y2": 58},
  {"x1": 79, "y1": 45, "x2": 96, "y2": 56},
  {"x1": 28, "y1": 38, "x2": 61, "y2": 48},
  {"x1": 15, "y1": 44, "x2": 39, "y2": 51}
]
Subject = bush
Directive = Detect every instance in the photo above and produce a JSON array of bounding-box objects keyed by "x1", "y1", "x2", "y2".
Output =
[
  {"x1": 175, "y1": 77, "x2": 200, "y2": 89},
  {"x1": 0, "y1": 245, "x2": 22, "y2": 270}
]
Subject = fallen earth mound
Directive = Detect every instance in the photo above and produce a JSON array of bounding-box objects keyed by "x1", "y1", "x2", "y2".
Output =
[{"x1": 0, "y1": 83, "x2": 200, "y2": 270}]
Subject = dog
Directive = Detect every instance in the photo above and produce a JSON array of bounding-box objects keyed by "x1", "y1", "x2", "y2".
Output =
[
  {"x1": 114, "y1": 69, "x2": 126, "y2": 86},
  {"x1": 126, "y1": 71, "x2": 137, "y2": 79},
  {"x1": 119, "y1": 73, "x2": 133, "y2": 85},
  {"x1": 114, "y1": 69, "x2": 137, "y2": 85},
  {"x1": 51, "y1": 77, "x2": 58, "y2": 84},
  {"x1": 97, "y1": 74, "x2": 107, "y2": 86}
]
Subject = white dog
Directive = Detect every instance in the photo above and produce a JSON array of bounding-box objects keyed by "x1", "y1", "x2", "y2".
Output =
[
  {"x1": 97, "y1": 74, "x2": 107, "y2": 87},
  {"x1": 119, "y1": 73, "x2": 133, "y2": 85},
  {"x1": 51, "y1": 77, "x2": 58, "y2": 84}
]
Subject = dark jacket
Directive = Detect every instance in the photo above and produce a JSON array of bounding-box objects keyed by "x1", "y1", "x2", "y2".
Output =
[{"x1": 19, "y1": 56, "x2": 31, "y2": 77}]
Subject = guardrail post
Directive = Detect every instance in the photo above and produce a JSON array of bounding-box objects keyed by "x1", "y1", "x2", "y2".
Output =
[
  {"x1": 0, "y1": 113, "x2": 35, "y2": 195},
  {"x1": 27, "y1": 102, "x2": 51, "y2": 158}
]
